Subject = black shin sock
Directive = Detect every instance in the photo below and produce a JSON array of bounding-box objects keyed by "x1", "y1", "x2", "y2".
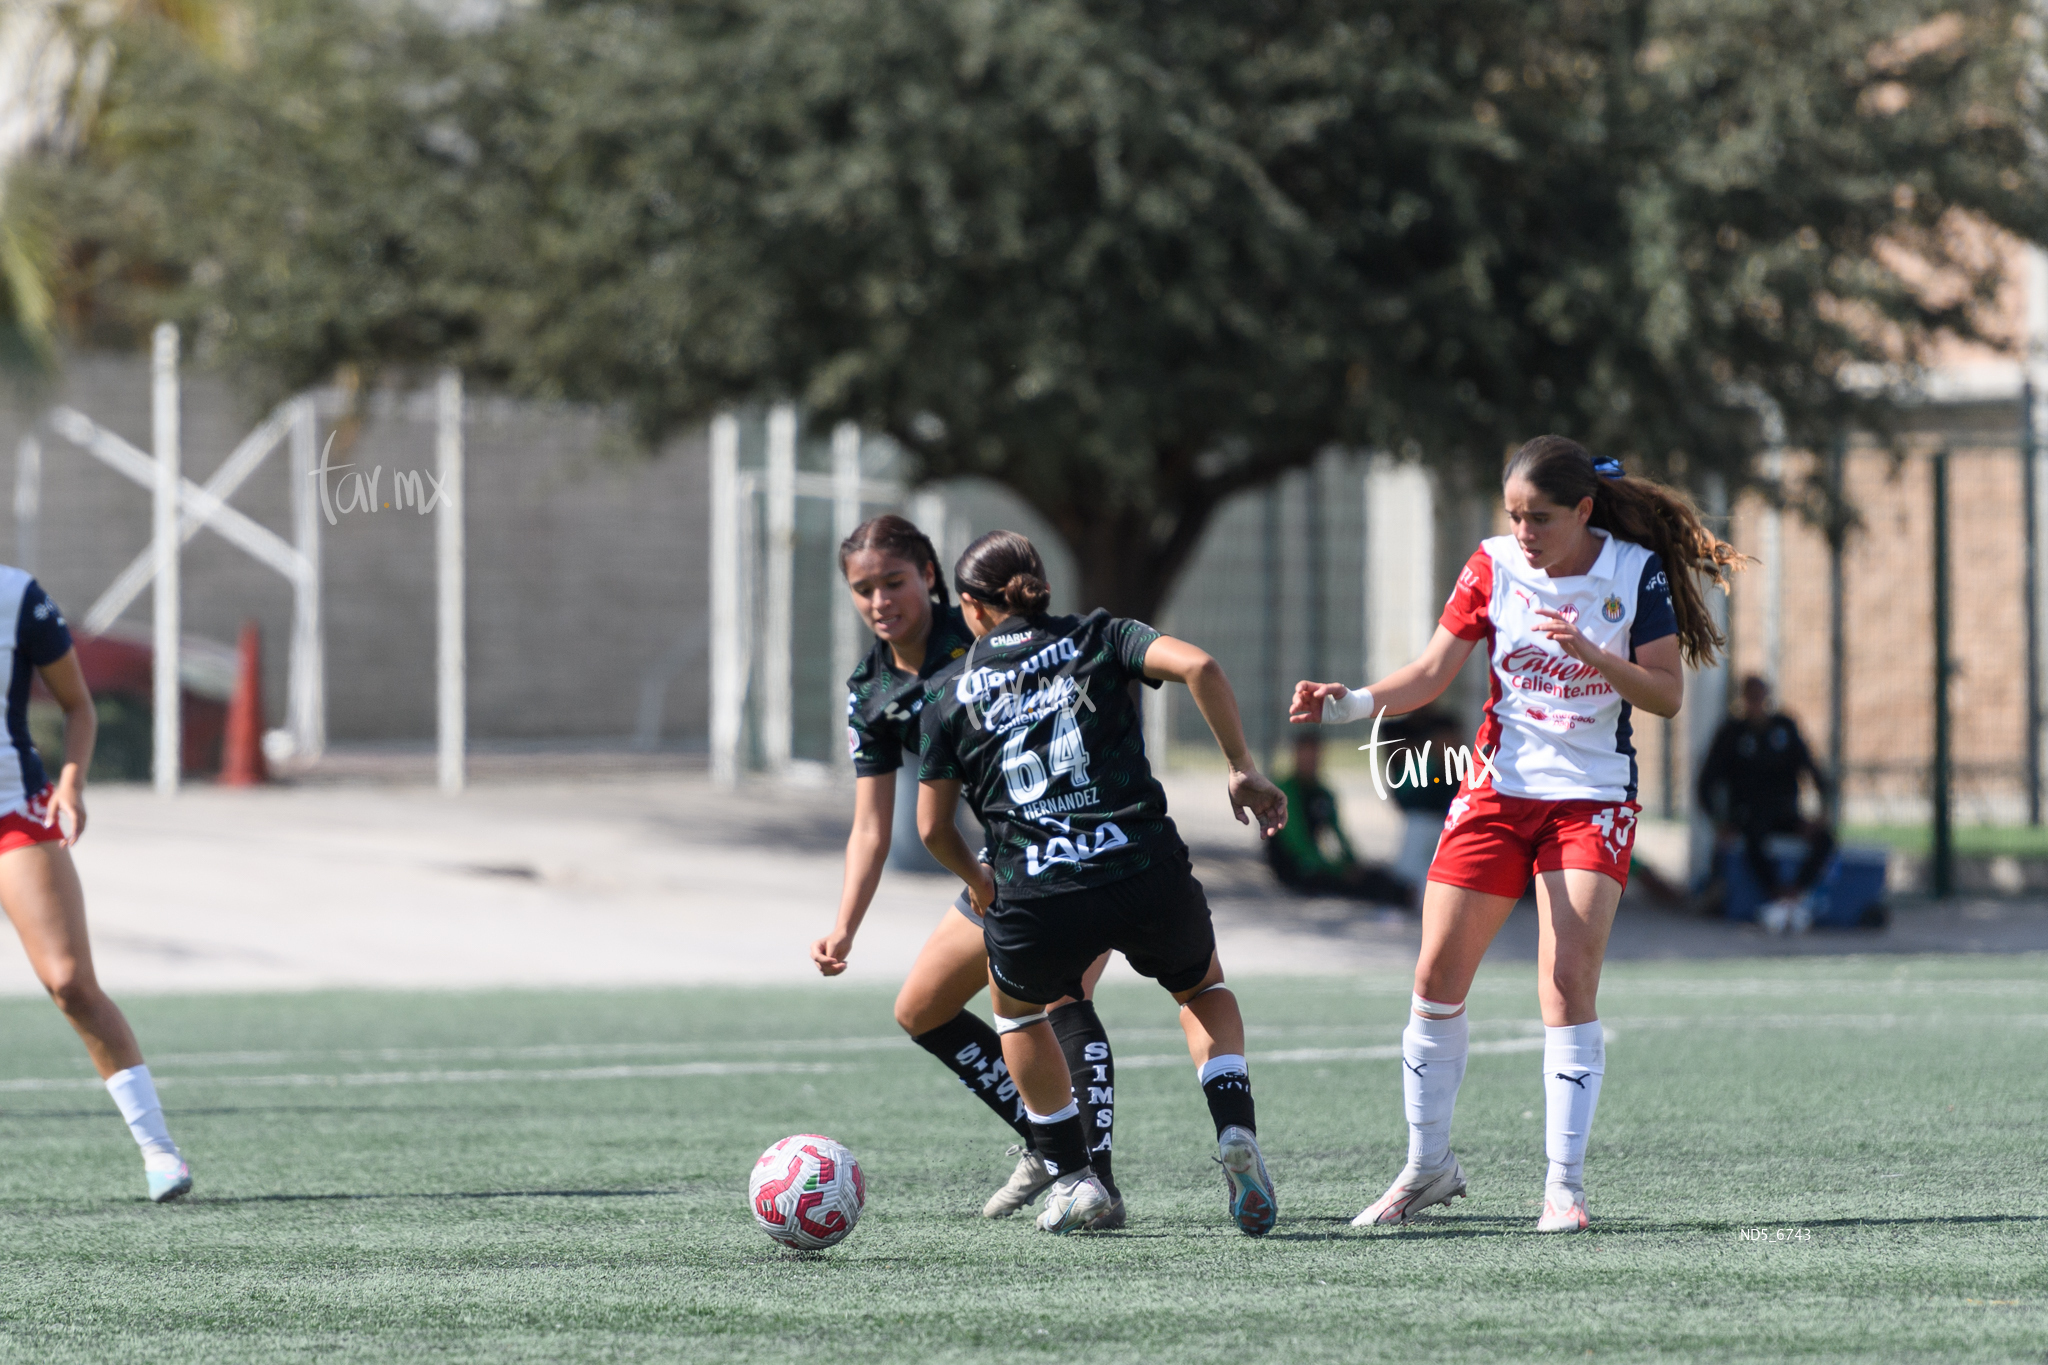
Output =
[
  {"x1": 1027, "y1": 1111, "x2": 1093, "y2": 1181},
  {"x1": 1202, "y1": 1068, "x2": 1256, "y2": 1138},
  {"x1": 1049, "y1": 1000, "x2": 1117, "y2": 1197},
  {"x1": 911, "y1": 1011, "x2": 1033, "y2": 1145}
]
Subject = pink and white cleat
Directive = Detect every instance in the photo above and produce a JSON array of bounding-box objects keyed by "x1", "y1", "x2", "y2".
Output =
[
  {"x1": 1536, "y1": 1186, "x2": 1589, "y2": 1232},
  {"x1": 1351, "y1": 1155, "x2": 1466, "y2": 1227}
]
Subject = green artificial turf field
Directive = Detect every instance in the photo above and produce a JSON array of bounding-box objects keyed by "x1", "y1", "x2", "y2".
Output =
[{"x1": 0, "y1": 957, "x2": 2044, "y2": 1363}]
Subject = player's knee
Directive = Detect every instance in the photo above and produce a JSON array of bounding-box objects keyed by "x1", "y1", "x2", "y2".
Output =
[
  {"x1": 43, "y1": 969, "x2": 98, "y2": 1017},
  {"x1": 1414, "y1": 968, "x2": 1462, "y2": 1003},
  {"x1": 892, "y1": 991, "x2": 942, "y2": 1036},
  {"x1": 1541, "y1": 964, "x2": 1597, "y2": 1010}
]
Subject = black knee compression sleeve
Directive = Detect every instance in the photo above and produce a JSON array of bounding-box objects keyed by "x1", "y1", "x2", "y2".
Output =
[
  {"x1": 1050, "y1": 999, "x2": 1117, "y2": 1197},
  {"x1": 912, "y1": 1011, "x2": 1032, "y2": 1144}
]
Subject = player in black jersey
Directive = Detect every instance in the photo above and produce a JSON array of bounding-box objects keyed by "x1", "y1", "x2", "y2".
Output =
[
  {"x1": 916, "y1": 531, "x2": 1289, "y2": 1236},
  {"x1": 810, "y1": 515, "x2": 1125, "y2": 1228}
]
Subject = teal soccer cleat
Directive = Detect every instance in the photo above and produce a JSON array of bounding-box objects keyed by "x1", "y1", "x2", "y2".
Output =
[
  {"x1": 146, "y1": 1159, "x2": 192, "y2": 1203},
  {"x1": 1217, "y1": 1125, "x2": 1276, "y2": 1236}
]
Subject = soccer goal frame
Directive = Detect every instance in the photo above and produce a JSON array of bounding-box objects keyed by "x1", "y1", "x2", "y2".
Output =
[{"x1": 16, "y1": 327, "x2": 470, "y2": 794}]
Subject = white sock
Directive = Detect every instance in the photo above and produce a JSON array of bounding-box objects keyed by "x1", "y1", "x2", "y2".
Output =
[
  {"x1": 1543, "y1": 1023, "x2": 1605, "y2": 1194},
  {"x1": 1197, "y1": 1054, "x2": 1247, "y2": 1085},
  {"x1": 1402, "y1": 1009, "x2": 1468, "y2": 1174},
  {"x1": 105, "y1": 1065, "x2": 181, "y2": 1170}
]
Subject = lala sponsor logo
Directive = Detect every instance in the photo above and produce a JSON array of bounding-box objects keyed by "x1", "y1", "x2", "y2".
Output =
[{"x1": 1023, "y1": 815, "x2": 1129, "y2": 877}]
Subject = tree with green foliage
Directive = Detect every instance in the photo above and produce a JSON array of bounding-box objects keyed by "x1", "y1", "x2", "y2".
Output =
[{"x1": 20, "y1": 0, "x2": 2048, "y2": 617}]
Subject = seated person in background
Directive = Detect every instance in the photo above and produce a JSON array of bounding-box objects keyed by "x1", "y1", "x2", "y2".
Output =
[
  {"x1": 1696, "y1": 675, "x2": 1835, "y2": 928},
  {"x1": 1269, "y1": 733, "x2": 1414, "y2": 907},
  {"x1": 1384, "y1": 710, "x2": 1462, "y2": 897}
]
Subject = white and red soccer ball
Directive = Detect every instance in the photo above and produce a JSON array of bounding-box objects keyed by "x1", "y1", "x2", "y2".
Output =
[{"x1": 749, "y1": 1134, "x2": 865, "y2": 1250}]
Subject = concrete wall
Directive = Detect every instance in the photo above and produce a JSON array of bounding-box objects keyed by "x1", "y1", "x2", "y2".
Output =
[{"x1": 0, "y1": 352, "x2": 709, "y2": 747}]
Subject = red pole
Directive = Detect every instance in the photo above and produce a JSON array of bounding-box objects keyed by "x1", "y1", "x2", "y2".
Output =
[{"x1": 220, "y1": 620, "x2": 268, "y2": 786}]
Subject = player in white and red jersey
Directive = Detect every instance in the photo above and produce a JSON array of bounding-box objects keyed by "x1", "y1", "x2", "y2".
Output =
[{"x1": 1291, "y1": 435, "x2": 1741, "y2": 1233}]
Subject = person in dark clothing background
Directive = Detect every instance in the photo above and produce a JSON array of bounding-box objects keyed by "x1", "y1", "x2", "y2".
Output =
[
  {"x1": 1696, "y1": 675, "x2": 1834, "y2": 929},
  {"x1": 1269, "y1": 733, "x2": 1415, "y2": 907},
  {"x1": 1386, "y1": 711, "x2": 1462, "y2": 896}
]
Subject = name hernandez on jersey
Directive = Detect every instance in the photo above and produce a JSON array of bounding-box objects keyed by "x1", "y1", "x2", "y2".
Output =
[
  {"x1": 1439, "y1": 529, "x2": 1677, "y2": 803},
  {"x1": 918, "y1": 610, "x2": 1183, "y2": 898},
  {"x1": 843, "y1": 605, "x2": 974, "y2": 778}
]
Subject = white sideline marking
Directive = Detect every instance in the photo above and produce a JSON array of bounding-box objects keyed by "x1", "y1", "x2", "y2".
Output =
[
  {"x1": 0, "y1": 1061, "x2": 837, "y2": 1093},
  {"x1": 1113, "y1": 1035, "x2": 1561, "y2": 1070},
  {"x1": 0, "y1": 1023, "x2": 1703, "y2": 1093},
  {"x1": 150, "y1": 1037, "x2": 915, "y2": 1068}
]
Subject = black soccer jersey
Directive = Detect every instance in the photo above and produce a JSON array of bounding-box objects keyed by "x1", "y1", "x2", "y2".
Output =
[
  {"x1": 844, "y1": 605, "x2": 976, "y2": 778},
  {"x1": 918, "y1": 610, "x2": 1184, "y2": 899}
]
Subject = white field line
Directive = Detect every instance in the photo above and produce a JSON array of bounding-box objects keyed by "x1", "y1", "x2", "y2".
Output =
[
  {"x1": 0, "y1": 1035, "x2": 1570, "y2": 1092},
  {"x1": 1116, "y1": 1035, "x2": 1563, "y2": 1070},
  {"x1": 0, "y1": 1061, "x2": 839, "y2": 1093},
  {"x1": 146, "y1": 1024, "x2": 1429, "y2": 1069},
  {"x1": 5, "y1": 1011, "x2": 2008, "y2": 1094}
]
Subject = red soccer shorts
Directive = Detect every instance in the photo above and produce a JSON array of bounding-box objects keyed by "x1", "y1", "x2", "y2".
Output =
[
  {"x1": 1428, "y1": 783, "x2": 1639, "y2": 899},
  {"x1": 0, "y1": 786, "x2": 65, "y2": 855}
]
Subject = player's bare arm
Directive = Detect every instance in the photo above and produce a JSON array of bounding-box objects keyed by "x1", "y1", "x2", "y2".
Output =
[
  {"x1": 1529, "y1": 614, "x2": 1683, "y2": 717},
  {"x1": 1142, "y1": 636, "x2": 1287, "y2": 838},
  {"x1": 1289, "y1": 626, "x2": 1478, "y2": 725},
  {"x1": 813, "y1": 773, "x2": 894, "y2": 975},
  {"x1": 35, "y1": 649, "x2": 95, "y2": 846},
  {"x1": 916, "y1": 778, "x2": 994, "y2": 911}
]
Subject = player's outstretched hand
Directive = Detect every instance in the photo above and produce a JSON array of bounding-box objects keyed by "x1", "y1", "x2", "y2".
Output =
[
  {"x1": 1228, "y1": 767, "x2": 1288, "y2": 839},
  {"x1": 811, "y1": 930, "x2": 854, "y2": 977},
  {"x1": 1290, "y1": 681, "x2": 1348, "y2": 725}
]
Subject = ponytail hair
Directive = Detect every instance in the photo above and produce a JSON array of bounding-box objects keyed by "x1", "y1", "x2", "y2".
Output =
[
  {"x1": 838, "y1": 513, "x2": 949, "y2": 609},
  {"x1": 1503, "y1": 435, "x2": 1747, "y2": 669},
  {"x1": 954, "y1": 530, "x2": 1053, "y2": 617}
]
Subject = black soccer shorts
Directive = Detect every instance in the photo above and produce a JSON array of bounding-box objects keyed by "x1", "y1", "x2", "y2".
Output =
[{"x1": 981, "y1": 855, "x2": 1217, "y2": 1005}]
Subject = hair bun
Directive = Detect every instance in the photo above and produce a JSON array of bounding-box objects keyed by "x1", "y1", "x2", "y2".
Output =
[{"x1": 1002, "y1": 573, "x2": 1052, "y2": 614}]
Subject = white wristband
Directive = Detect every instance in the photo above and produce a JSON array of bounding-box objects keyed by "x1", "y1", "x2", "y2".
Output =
[{"x1": 1321, "y1": 687, "x2": 1376, "y2": 724}]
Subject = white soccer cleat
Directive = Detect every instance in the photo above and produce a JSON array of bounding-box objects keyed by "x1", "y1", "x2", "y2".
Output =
[
  {"x1": 983, "y1": 1146, "x2": 1057, "y2": 1218},
  {"x1": 1352, "y1": 1156, "x2": 1467, "y2": 1227},
  {"x1": 1084, "y1": 1194, "x2": 1126, "y2": 1232},
  {"x1": 1034, "y1": 1170, "x2": 1112, "y2": 1234},
  {"x1": 1536, "y1": 1185, "x2": 1589, "y2": 1233}
]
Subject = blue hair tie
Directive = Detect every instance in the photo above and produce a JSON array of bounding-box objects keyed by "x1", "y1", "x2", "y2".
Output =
[{"x1": 1592, "y1": 456, "x2": 1625, "y2": 480}]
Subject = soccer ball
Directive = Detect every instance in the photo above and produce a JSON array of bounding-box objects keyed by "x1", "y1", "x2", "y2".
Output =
[{"x1": 748, "y1": 1134, "x2": 865, "y2": 1250}]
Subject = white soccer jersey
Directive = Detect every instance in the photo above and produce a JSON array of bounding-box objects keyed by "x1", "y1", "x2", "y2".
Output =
[{"x1": 1438, "y1": 530, "x2": 1677, "y2": 803}]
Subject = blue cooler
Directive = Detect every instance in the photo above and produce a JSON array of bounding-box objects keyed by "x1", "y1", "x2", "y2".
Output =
[{"x1": 1720, "y1": 838, "x2": 1888, "y2": 927}]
